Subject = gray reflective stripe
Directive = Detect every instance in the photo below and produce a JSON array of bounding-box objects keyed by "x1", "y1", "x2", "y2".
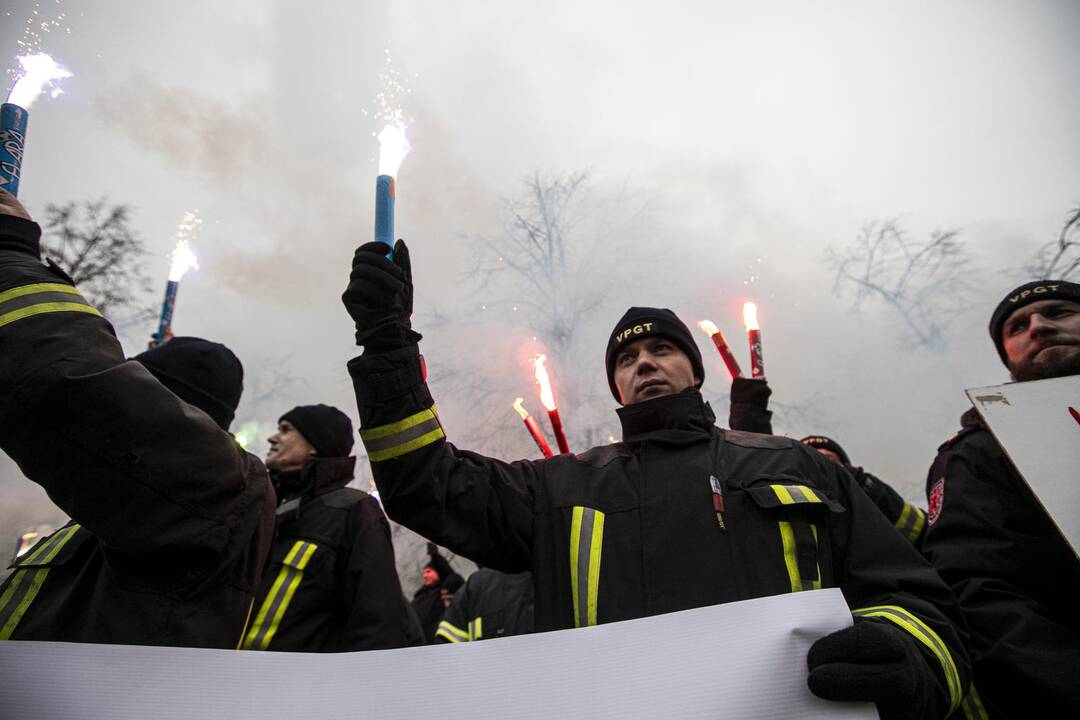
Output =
[
  {"x1": 961, "y1": 687, "x2": 990, "y2": 720},
  {"x1": 894, "y1": 502, "x2": 927, "y2": 544},
  {"x1": 361, "y1": 416, "x2": 442, "y2": 453},
  {"x1": 0, "y1": 524, "x2": 82, "y2": 639},
  {"x1": 0, "y1": 290, "x2": 93, "y2": 316},
  {"x1": 575, "y1": 509, "x2": 596, "y2": 628}
]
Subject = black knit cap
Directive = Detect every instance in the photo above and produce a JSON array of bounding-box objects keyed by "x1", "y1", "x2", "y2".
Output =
[
  {"x1": 800, "y1": 435, "x2": 850, "y2": 465},
  {"x1": 134, "y1": 337, "x2": 243, "y2": 431},
  {"x1": 605, "y1": 307, "x2": 705, "y2": 403},
  {"x1": 988, "y1": 280, "x2": 1080, "y2": 365},
  {"x1": 279, "y1": 404, "x2": 354, "y2": 458}
]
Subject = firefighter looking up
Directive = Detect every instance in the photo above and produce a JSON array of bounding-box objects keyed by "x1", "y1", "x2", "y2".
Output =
[
  {"x1": 0, "y1": 189, "x2": 275, "y2": 647},
  {"x1": 921, "y1": 280, "x2": 1080, "y2": 720},
  {"x1": 241, "y1": 404, "x2": 415, "y2": 652},
  {"x1": 341, "y1": 240, "x2": 971, "y2": 720}
]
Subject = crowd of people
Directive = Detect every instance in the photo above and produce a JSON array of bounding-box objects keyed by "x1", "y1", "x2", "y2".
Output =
[{"x1": 0, "y1": 188, "x2": 1077, "y2": 720}]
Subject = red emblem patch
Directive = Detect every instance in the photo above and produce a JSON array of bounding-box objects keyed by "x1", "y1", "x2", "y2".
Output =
[{"x1": 928, "y1": 478, "x2": 945, "y2": 525}]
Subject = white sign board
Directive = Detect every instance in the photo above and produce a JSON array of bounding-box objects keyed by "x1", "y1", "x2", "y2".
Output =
[
  {"x1": 0, "y1": 588, "x2": 872, "y2": 720},
  {"x1": 966, "y1": 375, "x2": 1080, "y2": 558}
]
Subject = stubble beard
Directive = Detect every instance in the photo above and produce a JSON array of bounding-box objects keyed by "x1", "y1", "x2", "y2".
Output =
[{"x1": 1010, "y1": 345, "x2": 1080, "y2": 382}]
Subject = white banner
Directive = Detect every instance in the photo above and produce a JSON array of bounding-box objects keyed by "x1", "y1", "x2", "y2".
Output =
[
  {"x1": 966, "y1": 375, "x2": 1080, "y2": 558},
  {"x1": 0, "y1": 588, "x2": 872, "y2": 720}
]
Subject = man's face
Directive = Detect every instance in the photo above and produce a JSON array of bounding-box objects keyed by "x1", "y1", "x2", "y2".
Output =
[
  {"x1": 265, "y1": 420, "x2": 316, "y2": 472},
  {"x1": 422, "y1": 567, "x2": 439, "y2": 587},
  {"x1": 613, "y1": 336, "x2": 700, "y2": 405},
  {"x1": 1001, "y1": 299, "x2": 1080, "y2": 382}
]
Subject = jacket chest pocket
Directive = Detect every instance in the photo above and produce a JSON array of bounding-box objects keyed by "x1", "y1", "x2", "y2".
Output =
[
  {"x1": 742, "y1": 480, "x2": 844, "y2": 593},
  {"x1": 241, "y1": 539, "x2": 326, "y2": 651}
]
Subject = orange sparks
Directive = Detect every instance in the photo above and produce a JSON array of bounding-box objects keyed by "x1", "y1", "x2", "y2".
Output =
[
  {"x1": 742, "y1": 302, "x2": 760, "y2": 331},
  {"x1": 532, "y1": 354, "x2": 557, "y2": 411}
]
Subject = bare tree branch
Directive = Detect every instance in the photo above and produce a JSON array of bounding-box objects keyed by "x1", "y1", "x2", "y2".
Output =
[
  {"x1": 827, "y1": 218, "x2": 974, "y2": 350},
  {"x1": 1023, "y1": 205, "x2": 1080, "y2": 281}
]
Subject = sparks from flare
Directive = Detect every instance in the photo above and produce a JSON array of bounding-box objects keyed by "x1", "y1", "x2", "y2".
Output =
[
  {"x1": 6, "y1": 53, "x2": 71, "y2": 108},
  {"x1": 532, "y1": 354, "x2": 556, "y2": 411},
  {"x1": 168, "y1": 211, "x2": 201, "y2": 281}
]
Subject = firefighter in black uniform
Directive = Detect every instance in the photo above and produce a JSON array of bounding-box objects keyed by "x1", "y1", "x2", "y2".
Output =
[
  {"x1": 921, "y1": 280, "x2": 1080, "y2": 720},
  {"x1": 800, "y1": 435, "x2": 927, "y2": 547},
  {"x1": 342, "y1": 240, "x2": 971, "y2": 720},
  {"x1": 0, "y1": 190, "x2": 275, "y2": 647},
  {"x1": 436, "y1": 568, "x2": 534, "y2": 643},
  {"x1": 241, "y1": 403, "x2": 415, "y2": 652}
]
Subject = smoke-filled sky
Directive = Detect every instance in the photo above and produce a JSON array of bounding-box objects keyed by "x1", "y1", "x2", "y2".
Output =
[{"x1": 2, "y1": 0, "x2": 1079, "y2": 550}]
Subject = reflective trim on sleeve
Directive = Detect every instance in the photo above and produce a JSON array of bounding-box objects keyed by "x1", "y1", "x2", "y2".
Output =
[
  {"x1": 360, "y1": 406, "x2": 445, "y2": 462},
  {"x1": 960, "y1": 686, "x2": 990, "y2": 720},
  {"x1": 853, "y1": 605, "x2": 962, "y2": 713},
  {"x1": 569, "y1": 506, "x2": 605, "y2": 628},
  {"x1": 771, "y1": 484, "x2": 822, "y2": 505},
  {"x1": 241, "y1": 540, "x2": 318, "y2": 651},
  {"x1": 436, "y1": 619, "x2": 469, "y2": 643},
  {"x1": 471, "y1": 616, "x2": 483, "y2": 641},
  {"x1": 894, "y1": 502, "x2": 927, "y2": 545},
  {"x1": 0, "y1": 283, "x2": 102, "y2": 329},
  {"x1": 0, "y1": 524, "x2": 82, "y2": 640}
]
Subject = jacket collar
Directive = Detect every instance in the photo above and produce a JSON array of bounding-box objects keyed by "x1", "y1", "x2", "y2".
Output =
[
  {"x1": 271, "y1": 456, "x2": 355, "y2": 505},
  {"x1": 617, "y1": 388, "x2": 716, "y2": 444}
]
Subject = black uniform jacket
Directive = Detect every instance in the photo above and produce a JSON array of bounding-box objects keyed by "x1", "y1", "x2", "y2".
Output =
[
  {"x1": 436, "y1": 568, "x2": 534, "y2": 643},
  {"x1": 728, "y1": 378, "x2": 926, "y2": 547},
  {"x1": 241, "y1": 456, "x2": 415, "y2": 652},
  {"x1": 0, "y1": 216, "x2": 275, "y2": 647},
  {"x1": 351, "y1": 345, "x2": 971, "y2": 715},
  {"x1": 922, "y1": 408, "x2": 1080, "y2": 720}
]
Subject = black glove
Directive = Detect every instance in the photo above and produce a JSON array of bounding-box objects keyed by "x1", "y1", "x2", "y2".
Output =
[
  {"x1": 807, "y1": 621, "x2": 948, "y2": 720},
  {"x1": 0, "y1": 213, "x2": 42, "y2": 257},
  {"x1": 341, "y1": 239, "x2": 421, "y2": 352},
  {"x1": 728, "y1": 377, "x2": 773, "y2": 434}
]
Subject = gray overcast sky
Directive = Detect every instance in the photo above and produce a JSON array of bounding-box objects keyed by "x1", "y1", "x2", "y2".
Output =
[{"x1": 2, "y1": 0, "x2": 1078, "y2": 540}]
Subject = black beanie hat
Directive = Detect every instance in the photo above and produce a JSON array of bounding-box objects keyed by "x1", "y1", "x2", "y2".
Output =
[
  {"x1": 988, "y1": 280, "x2": 1080, "y2": 365},
  {"x1": 134, "y1": 337, "x2": 243, "y2": 431},
  {"x1": 605, "y1": 307, "x2": 705, "y2": 403},
  {"x1": 279, "y1": 404, "x2": 354, "y2": 458},
  {"x1": 800, "y1": 435, "x2": 850, "y2": 465}
]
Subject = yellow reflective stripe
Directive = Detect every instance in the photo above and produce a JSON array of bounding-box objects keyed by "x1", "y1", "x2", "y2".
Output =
[
  {"x1": 241, "y1": 541, "x2": 317, "y2": 651},
  {"x1": 587, "y1": 513, "x2": 604, "y2": 627},
  {"x1": 570, "y1": 506, "x2": 584, "y2": 628},
  {"x1": 436, "y1": 619, "x2": 468, "y2": 643},
  {"x1": 472, "y1": 616, "x2": 483, "y2": 641},
  {"x1": 0, "y1": 282, "x2": 82, "y2": 303},
  {"x1": 360, "y1": 406, "x2": 439, "y2": 440},
  {"x1": 368, "y1": 427, "x2": 445, "y2": 462},
  {"x1": 569, "y1": 506, "x2": 605, "y2": 628},
  {"x1": 772, "y1": 485, "x2": 796, "y2": 505},
  {"x1": 853, "y1": 605, "x2": 962, "y2": 713},
  {"x1": 797, "y1": 485, "x2": 821, "y2": 503},
  {"x1": 778, "y1": 521, "x2": 802, "y2": 592},
  {"x1": 894, "y1": 502, "x2": 912, "y2": 531},
  {"x1": 0, "y1": 302, "x2": 102, "y2": 329},
  {"x1": 907, "y1": 506, "x2": 926, "y2": 544},
  {"x1": 0, "y1": 524, "x2": 81, "y2": 640},
  {"x1": 809, "y1": 524, "x2": 821, "y2": 590},
  {"x1": 961, "y1": 686, "x2": 990, "y2": 720}
]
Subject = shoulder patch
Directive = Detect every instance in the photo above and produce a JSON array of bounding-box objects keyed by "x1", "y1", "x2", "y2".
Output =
[
  {"x1": 723, "y1": 430, "x2": 794, "y2": 450},
  {"x1": 927, "y1": 477, "x2": 945, "y2": 525}
]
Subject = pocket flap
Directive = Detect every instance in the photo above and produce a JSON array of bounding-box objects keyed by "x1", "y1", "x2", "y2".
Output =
[
  {"x1": 743, "y1": 477, "x2": 845, "y2": 513},
  {"x1": 272, "y1": 539, "x2": 322, "y2": 572}
]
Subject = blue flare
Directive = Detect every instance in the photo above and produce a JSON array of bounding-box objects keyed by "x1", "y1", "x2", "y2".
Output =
[
  {"x1": 375, "y1": 174, "x2": 395, "y2": 258},
  {"x1": 155, "y1": 280, "x2": 179, "y2": 343},
  {"x1": 0, "y1": 103, "x2": 28, "y2": 197}
]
